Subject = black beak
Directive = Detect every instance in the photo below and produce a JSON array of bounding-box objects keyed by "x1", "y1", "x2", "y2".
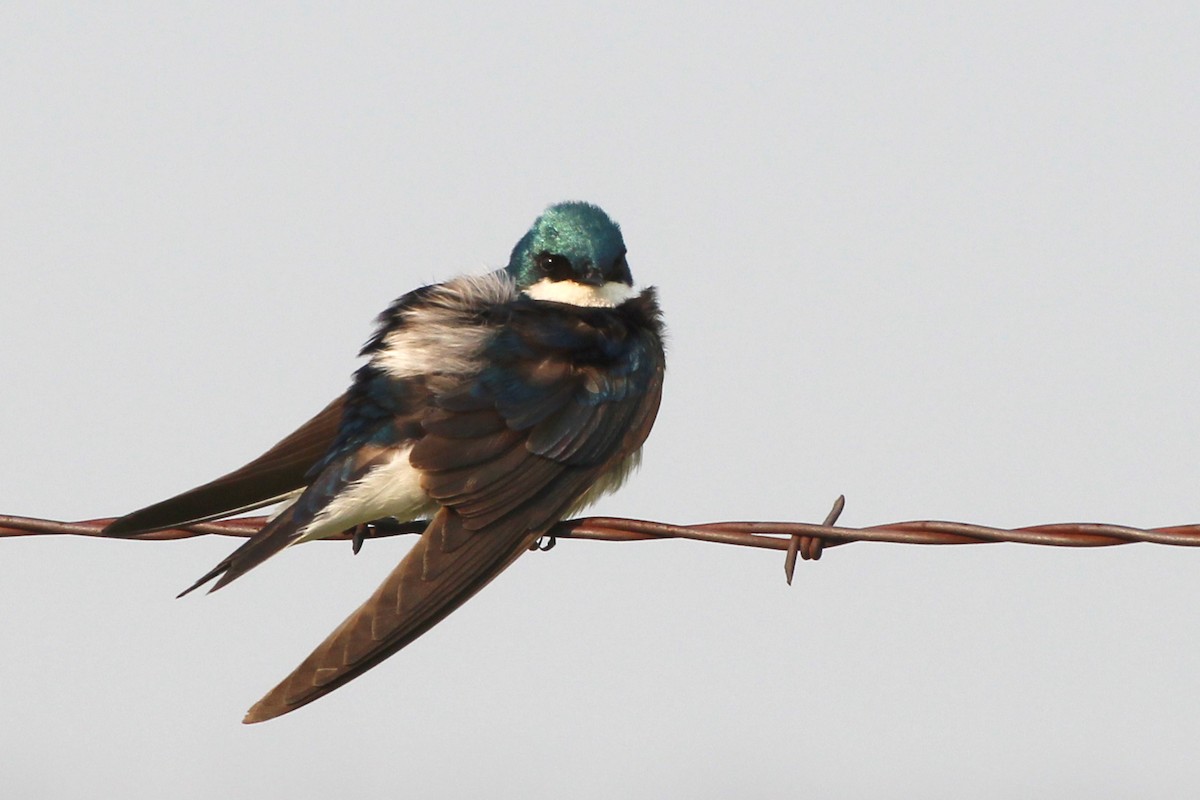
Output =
[{"x1": 578, "y1": 265, "x2": 605, "y2": 286}]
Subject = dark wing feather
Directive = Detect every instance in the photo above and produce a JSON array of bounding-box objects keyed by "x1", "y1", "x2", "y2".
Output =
[
  {"x1": 242, "y1": 509, "x2": 536, "y2": 723},
  {"x1": 176, "y1": 364, "x2": 431, "y2": 596},
  {"x1": 175, "y1": 439, "x2": 403, "y2": 597},
  {"x1": 105, "y1": 281, "x2": 444, "y2": 538},
  {"x1": 243, "y1": 291, "x2": 665, "y2": 723},
  {"x1": 103, "y1": 394, "x2": 346, "y2": 536}
]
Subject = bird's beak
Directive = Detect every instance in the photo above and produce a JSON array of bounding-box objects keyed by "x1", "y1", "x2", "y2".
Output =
[{"x1": 578, "y1": 265, "x2": 605, "y2": 286}]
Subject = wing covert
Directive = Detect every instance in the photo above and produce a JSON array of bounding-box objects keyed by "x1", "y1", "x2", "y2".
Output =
[{"x1": 413, "y1": 291, "x2": 666, "y2": 531}]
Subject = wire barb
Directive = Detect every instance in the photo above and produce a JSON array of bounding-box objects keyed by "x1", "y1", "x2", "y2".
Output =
[{"x1": 785, "y1": 495, "x2": 845, "y2": 585}]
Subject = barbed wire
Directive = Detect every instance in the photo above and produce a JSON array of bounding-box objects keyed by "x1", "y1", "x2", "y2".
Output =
[{"x1": 5, "y1": 496, "x2": 1200, "y2": 584}]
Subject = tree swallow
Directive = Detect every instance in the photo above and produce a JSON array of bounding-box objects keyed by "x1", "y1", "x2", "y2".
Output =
[{"x1": 104, "y1": 202, "x2": 666, "y2": 723}]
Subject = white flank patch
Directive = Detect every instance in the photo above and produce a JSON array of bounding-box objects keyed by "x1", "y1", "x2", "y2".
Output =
[
  {"x1": 294, "y1": 448, "x2": 435, "y2": 544},
  {"x1": 523, "y1": 279, "x2": 636, "y2": 308},
  {"x1": 566, "y1": 448, "x2": 643, "y2": 517},
  {"x1": 374, "y1": 272, "x2": 515, "y2": 380},
  {"x1": 376, "y1": 324, "x2": 491, "y2": 379}
]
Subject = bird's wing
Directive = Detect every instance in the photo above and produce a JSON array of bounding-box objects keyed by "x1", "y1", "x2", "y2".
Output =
[
  {"x1": 242, "y1": 291, "x2": 665, "y2": 723},
  {"x1": 174, "y1": 428, "x2": 416, "y2": 598},
  {"x1": 160, "y1": 280, "x2": 479, "y2": 592},
  {"x1": 103, "y1": 393, "x2": 346, "y2": 536},
  {"x1": 105, "y1": 282, "x2": 447, "y2": 538}
]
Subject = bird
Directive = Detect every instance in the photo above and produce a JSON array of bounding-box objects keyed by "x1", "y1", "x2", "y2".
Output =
[{"x1": 104, "y1": 201, "x2": 666, "y2": 723}]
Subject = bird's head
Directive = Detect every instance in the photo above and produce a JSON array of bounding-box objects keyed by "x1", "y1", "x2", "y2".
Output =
[{"x1": 507, "y1": 202, "x2": 635, "y2": 308}]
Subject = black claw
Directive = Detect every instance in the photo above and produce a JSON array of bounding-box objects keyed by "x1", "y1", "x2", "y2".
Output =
[
  {"x1": 352, "y1": 524, "x2": 369, "y2": 555},
  {"x1": 531, "y1": 534, "x2": 557, "y2": 552}
]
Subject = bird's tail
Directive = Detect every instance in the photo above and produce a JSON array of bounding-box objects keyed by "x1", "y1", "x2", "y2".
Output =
[
  {"x1": 242, "y1": 508, "x2": 537, "y2": 723},
  {"x1": 177, "y1": 503, "x2": 308, "y2": 597}
]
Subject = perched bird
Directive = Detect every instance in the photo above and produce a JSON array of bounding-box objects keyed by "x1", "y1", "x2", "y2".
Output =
[{"x1": 104, "y1": 202, "x2": 666, "y2": 723}]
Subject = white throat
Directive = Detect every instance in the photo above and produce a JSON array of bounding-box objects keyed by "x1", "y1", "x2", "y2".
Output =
[{"x1": 522, "y1": 278, "x2": 636, "y2": 308}]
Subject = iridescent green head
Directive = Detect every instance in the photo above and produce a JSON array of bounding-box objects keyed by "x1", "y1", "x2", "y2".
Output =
[{"x1": 507, "y1": 202, "x2": 632, "y2": 295}]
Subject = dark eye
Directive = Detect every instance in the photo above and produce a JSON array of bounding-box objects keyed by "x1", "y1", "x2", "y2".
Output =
[{"x1": 536, "y1": 252, "x2": 575, "y2": 282}]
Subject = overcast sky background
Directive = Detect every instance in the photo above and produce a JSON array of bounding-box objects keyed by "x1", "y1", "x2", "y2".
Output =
[{"x1": 2, "y1": 3, "x2": 1199, "y2": 797}]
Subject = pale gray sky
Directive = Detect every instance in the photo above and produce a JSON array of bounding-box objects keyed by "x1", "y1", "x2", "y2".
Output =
[{"x1": 3, "y1": 3, "x2": 1199, "y2": 797}]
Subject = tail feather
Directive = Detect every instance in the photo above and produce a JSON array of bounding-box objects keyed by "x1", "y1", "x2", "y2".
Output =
[
  {"x1": 177, "y1": 504, "x2": 308, "y2": 597},
  {"x1": 242, "y1": 508, "x2": 536, "y2": 723},
  {"x1": 103, "y1": 394, "x2": 345, "y2": 537}
]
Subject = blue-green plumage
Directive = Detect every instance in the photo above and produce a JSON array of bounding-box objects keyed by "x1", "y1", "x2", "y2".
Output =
[{"x1": 507, "y1": 201, "x2": 631, "y2": 287}]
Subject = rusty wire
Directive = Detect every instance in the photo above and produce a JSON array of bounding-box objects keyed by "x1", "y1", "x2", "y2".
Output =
[{"x1": 5, "y1": 496, "x2": 1200, "y2": 584}]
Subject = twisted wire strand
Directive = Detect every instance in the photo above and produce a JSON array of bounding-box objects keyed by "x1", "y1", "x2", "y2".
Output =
[{"x1": 4, "y1": 497, "x2": 1199, "y2": 584}]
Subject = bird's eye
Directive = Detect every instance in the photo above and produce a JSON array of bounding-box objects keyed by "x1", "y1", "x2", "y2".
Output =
[{"x1": 537, "y1": 252, "x2": 575, "y2": 282}]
